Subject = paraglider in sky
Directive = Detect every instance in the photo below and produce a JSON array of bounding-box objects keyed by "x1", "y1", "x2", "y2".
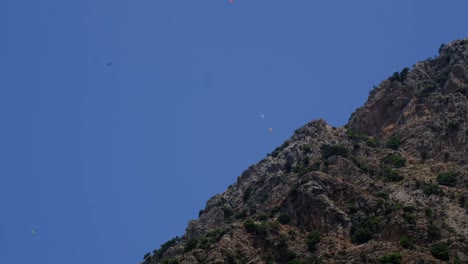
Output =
[
  {"x1": 268, "y1": 128, "x2": 273, "y2": 133},
  {"x1": 260, "y1": 114, "x2": 264, "y2": 119},
  {"x1": 31, "y1": 230, "x2": 37, "y2": 235},
  {"x1": 229, "y1": 0, "x2": 233, "y2": 3}
]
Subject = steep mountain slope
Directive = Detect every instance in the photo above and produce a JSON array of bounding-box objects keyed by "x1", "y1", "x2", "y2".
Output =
[{"x1": 142, "y1": 39, "x2": 468, "y2": 264}]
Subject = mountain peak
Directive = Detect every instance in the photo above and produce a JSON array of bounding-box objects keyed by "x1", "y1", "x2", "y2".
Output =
[{"x1": 142, "y1": 40, "x2": 468, "y2": 264}]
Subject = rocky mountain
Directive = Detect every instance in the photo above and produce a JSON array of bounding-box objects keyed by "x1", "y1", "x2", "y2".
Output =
[{"x1": 141, "y1": 39, "x2": 468, "y2": 264}]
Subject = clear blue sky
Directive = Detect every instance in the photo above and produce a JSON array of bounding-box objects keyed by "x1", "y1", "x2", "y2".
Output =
[{"x1": 1, "y1": 1, "x2": 467, "y2": 263}]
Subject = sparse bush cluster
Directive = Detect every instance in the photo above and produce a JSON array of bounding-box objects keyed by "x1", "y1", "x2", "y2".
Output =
[
  {"x1": 420, "y1": 60, "x2": 452, "y2": 96},
  {"x1": 184, "y1": 228, "x2": 227, "y2": 253},
  {"x1": 243, "y1": 187, "x2": 252, "y2": 202},
  {"x1": 321, "y1": 144, "x2": 349, "y2": 159},
  {"x1": 421, "y1": 82, "x2": 437, "y2": 95},
  {"x1": 418, "y1": 181, "x2": 444, "y2": 196},
  {"x1": 243, "y1": 219, "x2": 279, "y2": 238},
  {"x1": 430, "y1": 243, "x2": 450, "y2": 261},
  {"x1": 385, "y1": 136, "x2": 401, "y2": 150},
  {"x1": 375, "y1": 192, "x2": 389, "y2": 199},
  {"x1": 381, "y1": 167, "x2": 404, "y2": 182},
  {"x1": 306, "y1": 231, "x2": 321, "y2": 252},
  {"x1": 346, "y1": 129, "x2": 369, "y2": 142},
  {"x1": 382, "y1": 154, "x2": 406, "y2": 168},
  {"x1": 400, "y1": 235, "x2": 414, "y2": 249},
  {"x1": 222, "y1": 205, "x2": 234, "y2": 219},
  {"x1": 153, "y1": 236, "x2": 182, "y2": 259},
  {"x1": 160, "y1": 257, "x2": 179, "y2": 264},
  {"x1": 269, "y1": 141, "x2": 290, "y2": 157},
  {"x1": 389, "y1": 67, "x2": 410, "y2": 82},
  {"x1": 351, "y1": 157, "x2": 376, "y2": 175},
  {"x1": 350, "y1": 217, "x2": 381, "y2": 244},
  {"x1": 436, "y1": 171, "x2": 458, "y2": 187},
  {"x1": 379, "y1": 252, "x2": 403, "y2": 264},
  {"x1": 402, "y1": 206, "x2": 417, "y2": 224},
  {"x1": 225, "y1": 250, "x2": 242, "y2": 264},
  {"x1": 427, "y1": 225, "x2": 441, "y2": 240},
  {"x1": 293, "y1": 162, "x2": 320, "y2": 176}
]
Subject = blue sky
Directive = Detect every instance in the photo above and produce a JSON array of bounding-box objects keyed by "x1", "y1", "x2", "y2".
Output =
[{"x1": 1, "y1": 0, "x2": 467, "y2": 263}]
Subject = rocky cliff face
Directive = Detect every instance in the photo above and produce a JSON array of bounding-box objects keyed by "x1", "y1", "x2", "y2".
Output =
[{"x1": 142, "y1": 39, "x2": 468, "y2": 264}]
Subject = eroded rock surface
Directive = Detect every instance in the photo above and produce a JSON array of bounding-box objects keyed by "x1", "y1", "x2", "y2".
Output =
[{"x1": 143, "y1": 39, "x2": 468, "y2": 264}]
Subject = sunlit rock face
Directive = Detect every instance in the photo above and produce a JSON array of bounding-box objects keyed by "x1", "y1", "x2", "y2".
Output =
[{"x1": 143, "y1": 39, "x2": 468, "y2": 264}]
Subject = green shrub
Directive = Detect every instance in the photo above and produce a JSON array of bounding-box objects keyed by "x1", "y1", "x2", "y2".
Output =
[
  {"x1": 376, "y1": 192, "x2": 389, "y2": 199},
  {"x1": 198, "y1": 229, "x2": 226, "y2": 249},
  {"x1": 379, "y1": 252, "x2": 403, "y2": 264},
  {"x1": 347, "y1": 204, "x2": 358, "y2": 214},
  {"x1": 184, "y1": 238, "x2": 199, "y2": 252},
  {"x1": 244, "y1": 219, "x2": 257, "y2": 232},
  {"x1": 222, "y1": 205, "x2": 233, "y2": 219},
  {"x1": 288, "y1": 260, "x2": 306, "y2": 264},
  {"x1": 306, "y1": 231, "x2": 321, "y2": 252},
  {"x1": 160, "y1": 257, "x2": 179, "y2": 264},
  {"x1": 430, "y1": 243, "x2": 450, "y2": 261},
  {"x1": 382, "y1": 154, "x2": 406, "y2": 168},
  {"x1": 278, "y1": 214, "x2": 292, "y2": 225},
  {"x1": 385, "y1": 137, "x2": 401, "y2": 150},
  {"x1": 243, "y1": 187, "x2": 252, "y2": 202},
  {"x1": 427, "y1": 225, "x2": 441, "y2": 240},
  {"x1": 270, "y1": 141, "x2": 289, "y2": 157},
  {"x1": 436, "y1": 171, "x2": 457, "y2": 187},
  {"x1": 346, "y1": 129, "x2": 369, "y2": 142},
  {"x1": 439, "y1": 44, "x2": 446, "y2": 53},
  {"x1": 225, "y1": 250, "x2": 242, "y2": 264},
  {"x1": 293, "y1": 163, "x2": 320, "y2": 176},
  {"x1": 351, "y1": 157, "x2": 376, "y2": 175},
  {"x1": 350, "y1": 217, "x2": 380, "y2": 244},
  {"x1": 403, "y1": 212, "x2": 416, "y2": 224},
  {"x1": 424, "y1": 208, "x2": 434, "y2": 218},
  {"x1": 301, "y1": 144, "x2": 312, "y2": 153},
  {"x1": 143, "y1": 252, "x2": 151, "y2": 260},
  {"x1": 389, "y1": 68, "x2": 410, "y2": 82},
  {"x1": 421, "y1": 83, "x2": 437, "y2": 95},
  {"x1": 243, "y1": 220, "x2": 268, "y2": 237},
  {"x1": 366, "y1": 137, "x2": 379, "y2": 147},
  {"x1": 400, "y1": 235, "x2": 414, "y2": 249},
  {"x1": 447, "y1": 122, "x2": 460, "y2": 132},
  {"x1": 421, "y1": 182, "x2": 444, "y2": 196},
  {"x1": 400, "y1": 67, "x2": 410, "y2": 80},
  {"x1": 321, "y1": 145, "x2": 349, "y2": 159},
  {"x1": 459, "y1": 194, "x2": 467, "y2": 209},
  {"x1": 382, "y1": 168, "x2": 404, "y2": 182},
  {"x1": 402, "y1": 206, "x2": 416, "y2": 213},
  {"x1": 234, "y1": 209, "x2": 248, "y2": 220},
  {"x1": 153, "y1": 236, "x2": 182, "y2": 258},
  {"x1": 390, "y1": 72, "x2": 401, "y2": 82}
]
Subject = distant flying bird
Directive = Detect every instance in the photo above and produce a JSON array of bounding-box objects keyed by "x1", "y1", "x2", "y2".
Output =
[
  {"x1": 268, "y1": 128, "x2": 273, "y2": 133},
  {"x1": 107, "y1": 62, "x2": 112, "y2": 66}
]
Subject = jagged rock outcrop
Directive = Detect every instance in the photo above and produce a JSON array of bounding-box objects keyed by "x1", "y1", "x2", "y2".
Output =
[{"x1": 142, "y1": 39, "x2": 468, "y2": 264}]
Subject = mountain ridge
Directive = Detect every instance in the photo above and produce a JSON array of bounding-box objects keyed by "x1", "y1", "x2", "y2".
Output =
[{"x1": 142, "y1": 39, "x2": 468, "y2": 264}]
